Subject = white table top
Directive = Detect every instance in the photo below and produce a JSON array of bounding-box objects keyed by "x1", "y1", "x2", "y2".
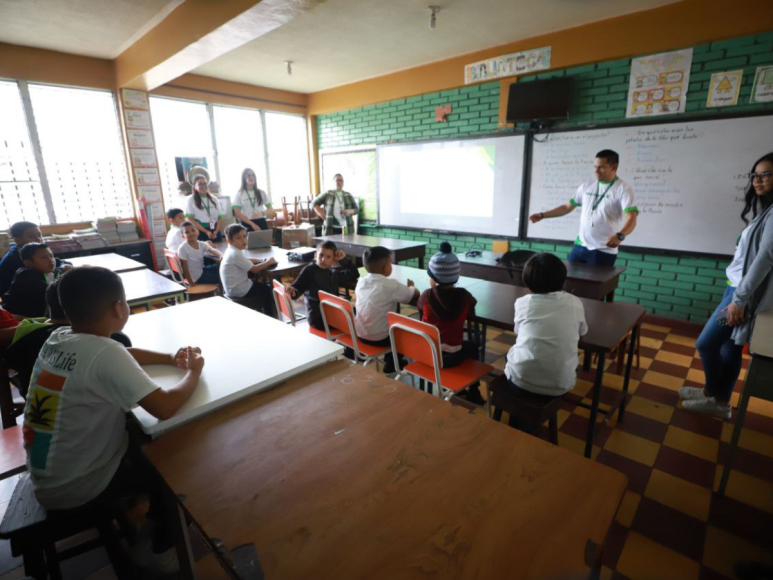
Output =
[
  {"x1": 68, "y1": 253, "x2": 146, "y2": 273},
  {"x1": 119, "y1": 270, "x2": 185, "y2": 305},
  {"x1": 126, "y1": 297, "x2": 343, "y2": 436}
]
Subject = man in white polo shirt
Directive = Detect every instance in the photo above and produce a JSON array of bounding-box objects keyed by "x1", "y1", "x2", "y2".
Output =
[{"x1": 529, "y1": 149, "x2": 639, "y2": 266}]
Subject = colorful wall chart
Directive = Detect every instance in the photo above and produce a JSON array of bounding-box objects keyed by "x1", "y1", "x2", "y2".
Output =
[{"x1": 627, "y1": 48, "x2": 693, "y2": 118}]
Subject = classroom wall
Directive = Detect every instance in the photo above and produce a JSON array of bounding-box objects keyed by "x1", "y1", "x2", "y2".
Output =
[{"x1": 317, "y1": 31, "x2": 773, "y2": 322}]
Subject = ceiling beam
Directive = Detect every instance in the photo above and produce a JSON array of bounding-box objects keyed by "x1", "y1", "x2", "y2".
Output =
[{"x1": 114, "y1": 0, "x2": 320, "y2": 91}]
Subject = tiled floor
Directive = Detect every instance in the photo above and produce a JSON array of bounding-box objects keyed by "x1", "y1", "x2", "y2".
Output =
[{"x1": 1, "y1": 309, "x2": 771, "y2": 579}]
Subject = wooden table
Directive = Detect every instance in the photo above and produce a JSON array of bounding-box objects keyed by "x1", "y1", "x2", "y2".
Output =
[
  {"x1": 126, "y1": 297, "x2": 343, "y2": 436},
  {"x1": 212, "y1": 242, "x2": 305, "y2": 280},
  {"x1": 67, "y1": 252, "x2": 147, "y2": 273},
  {"x1": 118, "y1": 269, "x2": 186, "y2": 309},
  {"x1": 313, "y1": 234, "x2": 427, "y2": 268},
  {"x1": 144, "y1": 361, "x2": 627, "y2": 579},
  {"x1": 0, "y1": 427, "x2": 25, "y2": 481},
  {"x1": 458, "y1": 250, "x2": 626, "y2": 301}
]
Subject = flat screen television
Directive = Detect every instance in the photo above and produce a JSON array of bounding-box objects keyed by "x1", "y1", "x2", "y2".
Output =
[{"x1": 506, "y1": 77, "x2": 574, "y2": 123}]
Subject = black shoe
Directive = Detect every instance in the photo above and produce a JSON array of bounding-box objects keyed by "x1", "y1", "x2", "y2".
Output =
[
  {"x1": 463, "y1": 385, "x2": 485, "y2": 406},
  {"x1": 382, "y1": 357, "x2": 406, "y2": 374},
  {"x1": 343, "y1": 347, "x2": 355, "y2": 360}
]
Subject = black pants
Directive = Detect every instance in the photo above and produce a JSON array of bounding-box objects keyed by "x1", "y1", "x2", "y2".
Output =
[
  {"x1": 241, "y1": 217, "x2": 269, "y2": 231},
  {"x1": 244, "y1": 279, "x2": 275, "y2": 316},
  {"x1": 360, "y1": 336, "x2": 397, "y2": 367},
  {"x1": 197, "y1": 228, "x2": 222, "y2": 242},
  {"x1": 443, "y1": 341, "x2": 481, "y2": 396}
]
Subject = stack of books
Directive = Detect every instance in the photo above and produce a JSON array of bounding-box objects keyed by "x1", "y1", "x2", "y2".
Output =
[
  {"x1": 93, "y1": 217, "x2": 120, "y2": 244},
  {"x1": 45, "y1": 235, "x2": 81, "y2": 255},
  {"x1": 71, "y1": 229, "x2": 108, "y2": 250},
  {"x1": 116, "y1": 220, "x2": 139, "y2": 242}
]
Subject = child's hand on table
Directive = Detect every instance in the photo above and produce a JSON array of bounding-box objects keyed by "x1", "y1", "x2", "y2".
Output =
[{"x1": 174, "y1": 346, "x2": 202, "y2": 370}]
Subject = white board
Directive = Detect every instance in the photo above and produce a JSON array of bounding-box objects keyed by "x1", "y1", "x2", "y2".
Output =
[
  {"x1": 378, "y1": 135, "x2": 525, "y2": 237},
  {"x1": 526, "y1": 116, "x2": 773, "y2": 255}
]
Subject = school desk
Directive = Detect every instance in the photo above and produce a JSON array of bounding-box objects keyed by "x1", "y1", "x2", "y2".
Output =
[
  {"x1": 212, "y1": 241, "x2": 305, "y2": 279},
  {"x1": 118, "y1": 270, "x2": 186, "y2": 310},
  {"x1": 313, "y1": 234, "x2": 428, "y2": 268},
  {"x1": 144, "y1": 360, "x2": 627, "y2": 580},
  {"x1": 67, "y1": 252, "x2": 146, "y2": 273},
  {"x1": 457, "y1": 250, "x2": 626, "y2": 301},
  {"x1": 125, "y1": 297, "x2": 342, "y2": 437},
  {"x1": 384, "y1": 264, "x2": 646, "y2": 458},
  {"x1": 0, "y1": 426, "x2": 25, "y2": 481}
]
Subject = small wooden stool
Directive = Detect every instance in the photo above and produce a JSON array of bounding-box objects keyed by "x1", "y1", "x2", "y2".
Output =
[
  {"x1": 488, "y1": 374, "x2": 565, "y2": 444},
  {"x1": 186, "y1": 284, "x2": 219, "y2": 301}
]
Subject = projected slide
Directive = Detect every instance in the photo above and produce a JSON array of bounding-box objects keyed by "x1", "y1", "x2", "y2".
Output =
[{"x1": 378, "y1": 135, "x2": 524, "y2": 237}]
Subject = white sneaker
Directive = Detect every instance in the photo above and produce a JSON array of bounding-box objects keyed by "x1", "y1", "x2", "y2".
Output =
[
  {"x1": 678, "y1": 386, "x2": 707, "y2": 401},
  {"x1": 682, "y1": 397, "x2": 732, "y2": 420}
]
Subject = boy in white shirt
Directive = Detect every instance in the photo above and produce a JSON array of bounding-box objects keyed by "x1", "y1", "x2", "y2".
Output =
[
  {"x1": 505, "y1": 253, "x2": 588, "y2": 396},
  {"x1": 219, "y1": 224, "x2": 277, "y2": 315},
  {"x1": 355, "y1": 246, "x2": 418, "y2": 373},
  {"x1": 23, "y1": 267, "x2": 204, "y2": 572},
  {"x1": 165, "y1": 208, "x2": 185, "y2": 253},
  {"x1": 177, "y1": 221, "x2": 223, "y2": 285}
]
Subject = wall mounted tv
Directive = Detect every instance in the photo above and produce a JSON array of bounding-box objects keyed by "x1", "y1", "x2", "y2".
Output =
[{"x1": 506, "y1": 77, "x2": 574, "y2": 124}]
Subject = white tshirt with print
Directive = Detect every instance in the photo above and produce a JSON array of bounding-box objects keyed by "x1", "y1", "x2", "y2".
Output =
[{"x1": 571, "y1": 177, "x2": 637, "y2": 254}]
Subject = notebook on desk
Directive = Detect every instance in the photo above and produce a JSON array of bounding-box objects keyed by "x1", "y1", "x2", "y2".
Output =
[
  {"x1": 750, "y1": 309, "x2": 773, "y2": 358},
  {"x1": 247, "y1": 230, "x2": 272, "y2": 249}
]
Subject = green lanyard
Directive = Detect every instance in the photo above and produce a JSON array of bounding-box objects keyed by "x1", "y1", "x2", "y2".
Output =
[{"x1": 591, "y1": 177, "x2": 617, "y2": 212}]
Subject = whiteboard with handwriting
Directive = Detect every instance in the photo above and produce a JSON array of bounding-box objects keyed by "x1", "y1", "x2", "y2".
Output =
[{"x1": 526, "y1": 116, "x2": 773, "y2": 255}]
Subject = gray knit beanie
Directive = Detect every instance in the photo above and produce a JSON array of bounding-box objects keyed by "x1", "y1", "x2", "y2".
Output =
[{"x1": 428, "y1": 241, "x2": 460, "y2": 284}]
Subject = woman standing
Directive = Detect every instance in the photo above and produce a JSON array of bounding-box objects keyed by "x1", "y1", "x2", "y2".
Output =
[
  {"x1": 184, "y1": 166, "x2": 223, "y2": 241},
  {"x1": 232, "y1": 168, "x2": 275, "y2": 231},
  {"x1": 313, "y1": 174, "x2": 359, "y2": 236},
  {"x1": 680, "y1": 153, "x2": 773, "y2": 418}
]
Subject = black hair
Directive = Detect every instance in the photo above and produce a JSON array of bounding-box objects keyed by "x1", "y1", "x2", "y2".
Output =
[
  {"x1": 239, "y1": 168, "x2": 267, "y2": 206},
  {"x1": 58, "y1": 267, "x2": 125, "y2": 324},
  {"x1": 596, "y1": 149, "x2": 619, "y2": 167},
  {"x1": 10, "y1": 221, "x2": 38, "y2": 239},
  {"x1": 741, "y1": 152, "x2": 773, "y2": 224},
  {"x1": 20, "y1": 242, "x2": 49, "y2": 262},
  {"x1": 191, "y1": 176, "x2": 219, "y2": 211},
  {"x1": 522, "y1": 253, "x2": 567, "y2": 294},
  {"x1": 166, "y1": 208, "x2": 183, "y2": 220},
  {"x1": 181, "y1": 220, "x2": 195, "y2": 230},
  {"x1": 317, "y1": 240, "x2": 337, "y2": 254},
  {"x1": 225, "y1": 223, "x2": 247, "y2": 240},
  {"x1": 363, "y1": 246, "x2": 391, "y2": 272},
  {"x1": 46, "y1": 279, "x2": 66, "y2": 320}
]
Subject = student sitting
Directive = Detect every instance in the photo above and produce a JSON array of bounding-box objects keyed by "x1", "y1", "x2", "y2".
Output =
[
  {"x1": 165, "y1": 208, "x2": 186, "y2": 253},
  {"x1": 2, "y1": 243, "x2": 66, "y2": 317},
  {"x1": 355, "y1": 246, "x2": 418, "y2": 373},
  {"x1": 417, "y1": 242, "x2": 484, "y2": 404},
  {"x1": 287, "y1": 241, "x2": 359, "y2": 331},
  {"x1": 1, "y1": 280, "x2": 132, "y2": 399},
  {"x1": 0, "y1": 221, "x2": 71, "y2": 295},
  {"x1": 219, "y1": 224, "x2": 277, "y2": 316},
  {"x1": 23, "y1": 267, "x2": 204, "y2": 572},
  {"x1": 504, "y1": 253, "x2": 588, "y2": 397},
  {"x1": 0, "y1": 306, "x2": 21, "y2": 330},
  {"x1": 177, "y1": 221, "x2": 223, "y2": 286}
]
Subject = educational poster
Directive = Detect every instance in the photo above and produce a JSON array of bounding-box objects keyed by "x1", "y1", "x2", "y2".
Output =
[
  {"x1": 464, "y1": 47, "x2": 551, "y2": 84},
  {"x1": 135, "y1": 168, "x2": 160, "y2": 186},
  {"x1": 137, "y1": 186, "x2": 162, "y2": 203},
  {"x1": 121, "y1": 89, "x2": 149, "y2": 110},
  {"x1": 131, "y1": 148, "x2": 156, "y2": 168},
  {"x1": 127, "y1": 129, "x2": 154, "y2": 148},
  {"x1": 627, "y1": 48, "x2": 693, "y2": 118},
  {"x1": 751, "y1": 66, "x2": 773, "y2": 103},
  {"x1": 124, "y1": 109, "x2": 151, "y2": 129},
  {"x1": 706, "y1": 70, "x2": 742, "y2": 108}
]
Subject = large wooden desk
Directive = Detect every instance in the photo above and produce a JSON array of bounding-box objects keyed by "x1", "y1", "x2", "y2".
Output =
[
  {"x1": 126, "y1": 298, "x2": 343, "y2": 436},
  {"x1": 212, "y1": 242, "x2": 305, "y2": 279},
  {"x1": 68, "y1": 252, "x2": 146, "y2": 273},
  {"x1": 119, "y1": 269, "x2": 186, "y2": 308},
  {"x1": 314, "y1": 234, "x2": 428, "y2": 268},
  {"x1": 144, "y1": 361, "x2": 627, "y2": 579},
  {"x1": 458, "y1": 250, "x2": 626, "y2": 301}
]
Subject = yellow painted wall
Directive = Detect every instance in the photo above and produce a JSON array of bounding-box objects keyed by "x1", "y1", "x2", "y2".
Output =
[{"x1": 0, "y1": 43, "x2": 114, "y2": 89}]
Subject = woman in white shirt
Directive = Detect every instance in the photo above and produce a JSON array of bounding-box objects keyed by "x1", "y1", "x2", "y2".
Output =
[
  {"x1": 232, "y1": 168, "x2": 275, "y2": 231},
  {"x1": 184, "y1": 166, "x2": 223, "y2": 242}
]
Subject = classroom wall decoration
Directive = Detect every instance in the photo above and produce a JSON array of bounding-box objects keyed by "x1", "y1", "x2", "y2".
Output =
[
  {"x1": 750, "y1": 65, "x2": 773, "y2": 103},
  {"x1": 464, "y1": 47, "x2": 551, "y2": 85},
  {"x1": 706, "y1": 70, "x2": 742, "y2": 108},
  {"x1": 627, "y1": 48, "x2": 693, "y2": 118}
]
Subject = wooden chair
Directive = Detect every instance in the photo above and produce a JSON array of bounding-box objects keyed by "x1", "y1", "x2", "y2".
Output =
[
  {"x1": 272, "y1": 280, "x2": 324, "y2": 338},
  {"x1": 387, "y1": 312, "x2": 493, "y2": 401},
  {"x1": 296, "y1": 196, "x2": 322, "y2": 226},
  {"x1": 281, "y1": 196, "x2": 297, "y2": 226},
  {"x1": 164, "y1": 250, "x2": 219, "y2": 302},
  {"x1": 0, "y1": 363, "x2": 24, "y2": 430},
  {"x1": 319, "y1": 291, "x2": 389, "y2": 368},
  {"x1": 487, "y1": 374, "x2": 564, "y2": 444}
]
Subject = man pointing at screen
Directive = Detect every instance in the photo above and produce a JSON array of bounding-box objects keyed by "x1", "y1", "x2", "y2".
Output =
[{"x1": 529, "y1": 149, "x2": 638, "y2": 266}]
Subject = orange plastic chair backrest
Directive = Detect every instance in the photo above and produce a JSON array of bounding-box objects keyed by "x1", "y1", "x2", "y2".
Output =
[
  {"x1": 318, "y1": 290, "x2": 355, "y2": 337},
  {"x1": 272, "y1": 279, "x2": 296, "y2": 325},
  {"x1": 387, "y1": 312, "x2": 442, "y2": 369},
  {"x1": 164, "y1": 250, "x2": 189, "y2": 285}
]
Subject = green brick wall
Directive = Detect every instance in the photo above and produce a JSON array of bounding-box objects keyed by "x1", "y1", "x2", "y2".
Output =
[{"x1": 317, "y1": 31, "x2": 773, "y2": 322}]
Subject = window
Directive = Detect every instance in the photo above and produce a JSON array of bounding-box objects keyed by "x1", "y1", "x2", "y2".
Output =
[
  {"x1": 213, "y1": 105, "x2": 267, "y2": 202},
  {"x1": 150, "y1": 97, "x2": 215, "y2": 212},
  {"x1": 320, "y1": 148, "x2": 377, "y2": 221},
  {"x1": 29, "y1": 84, "x2": 133, "y2": 224},
  {"x1": 0, "y1": 81, "x2": 49, "y2": 228},
  {"x1": 265, "y1": 112, "x2": 310, "y2": 202}
]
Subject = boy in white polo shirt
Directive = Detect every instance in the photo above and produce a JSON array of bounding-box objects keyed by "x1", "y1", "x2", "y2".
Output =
[
  {"x1": 164, "y1": 208, "x2": 185, "y2": 253},
  {"x1": 505, "y1": 252, "x2": 588, "y2": 397},
  {"x1": 219, "y1": 223, "x2": 277, "y2": 315},
  {"x1": 355, "y1": 246, "x2": 418, "y2": 373}
]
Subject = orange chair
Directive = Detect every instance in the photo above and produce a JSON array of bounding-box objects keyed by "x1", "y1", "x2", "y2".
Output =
[
  {"x1": 272, "y1": 280, "x2": 326, "y2": 338},
  {"x1": 164, "y1": 250, "x2": 219, "y2": 301},
  {"x1": 318, "y1": 291, "x2": 391, "y2": 369},
  {"x1": 387, "y1": 311, "x2": 493, "y2": 401}
]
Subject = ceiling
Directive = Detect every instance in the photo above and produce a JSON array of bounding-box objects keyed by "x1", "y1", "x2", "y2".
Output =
[{"x1": 0, "y1": 0, "x2": 680, "y2": 93}]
